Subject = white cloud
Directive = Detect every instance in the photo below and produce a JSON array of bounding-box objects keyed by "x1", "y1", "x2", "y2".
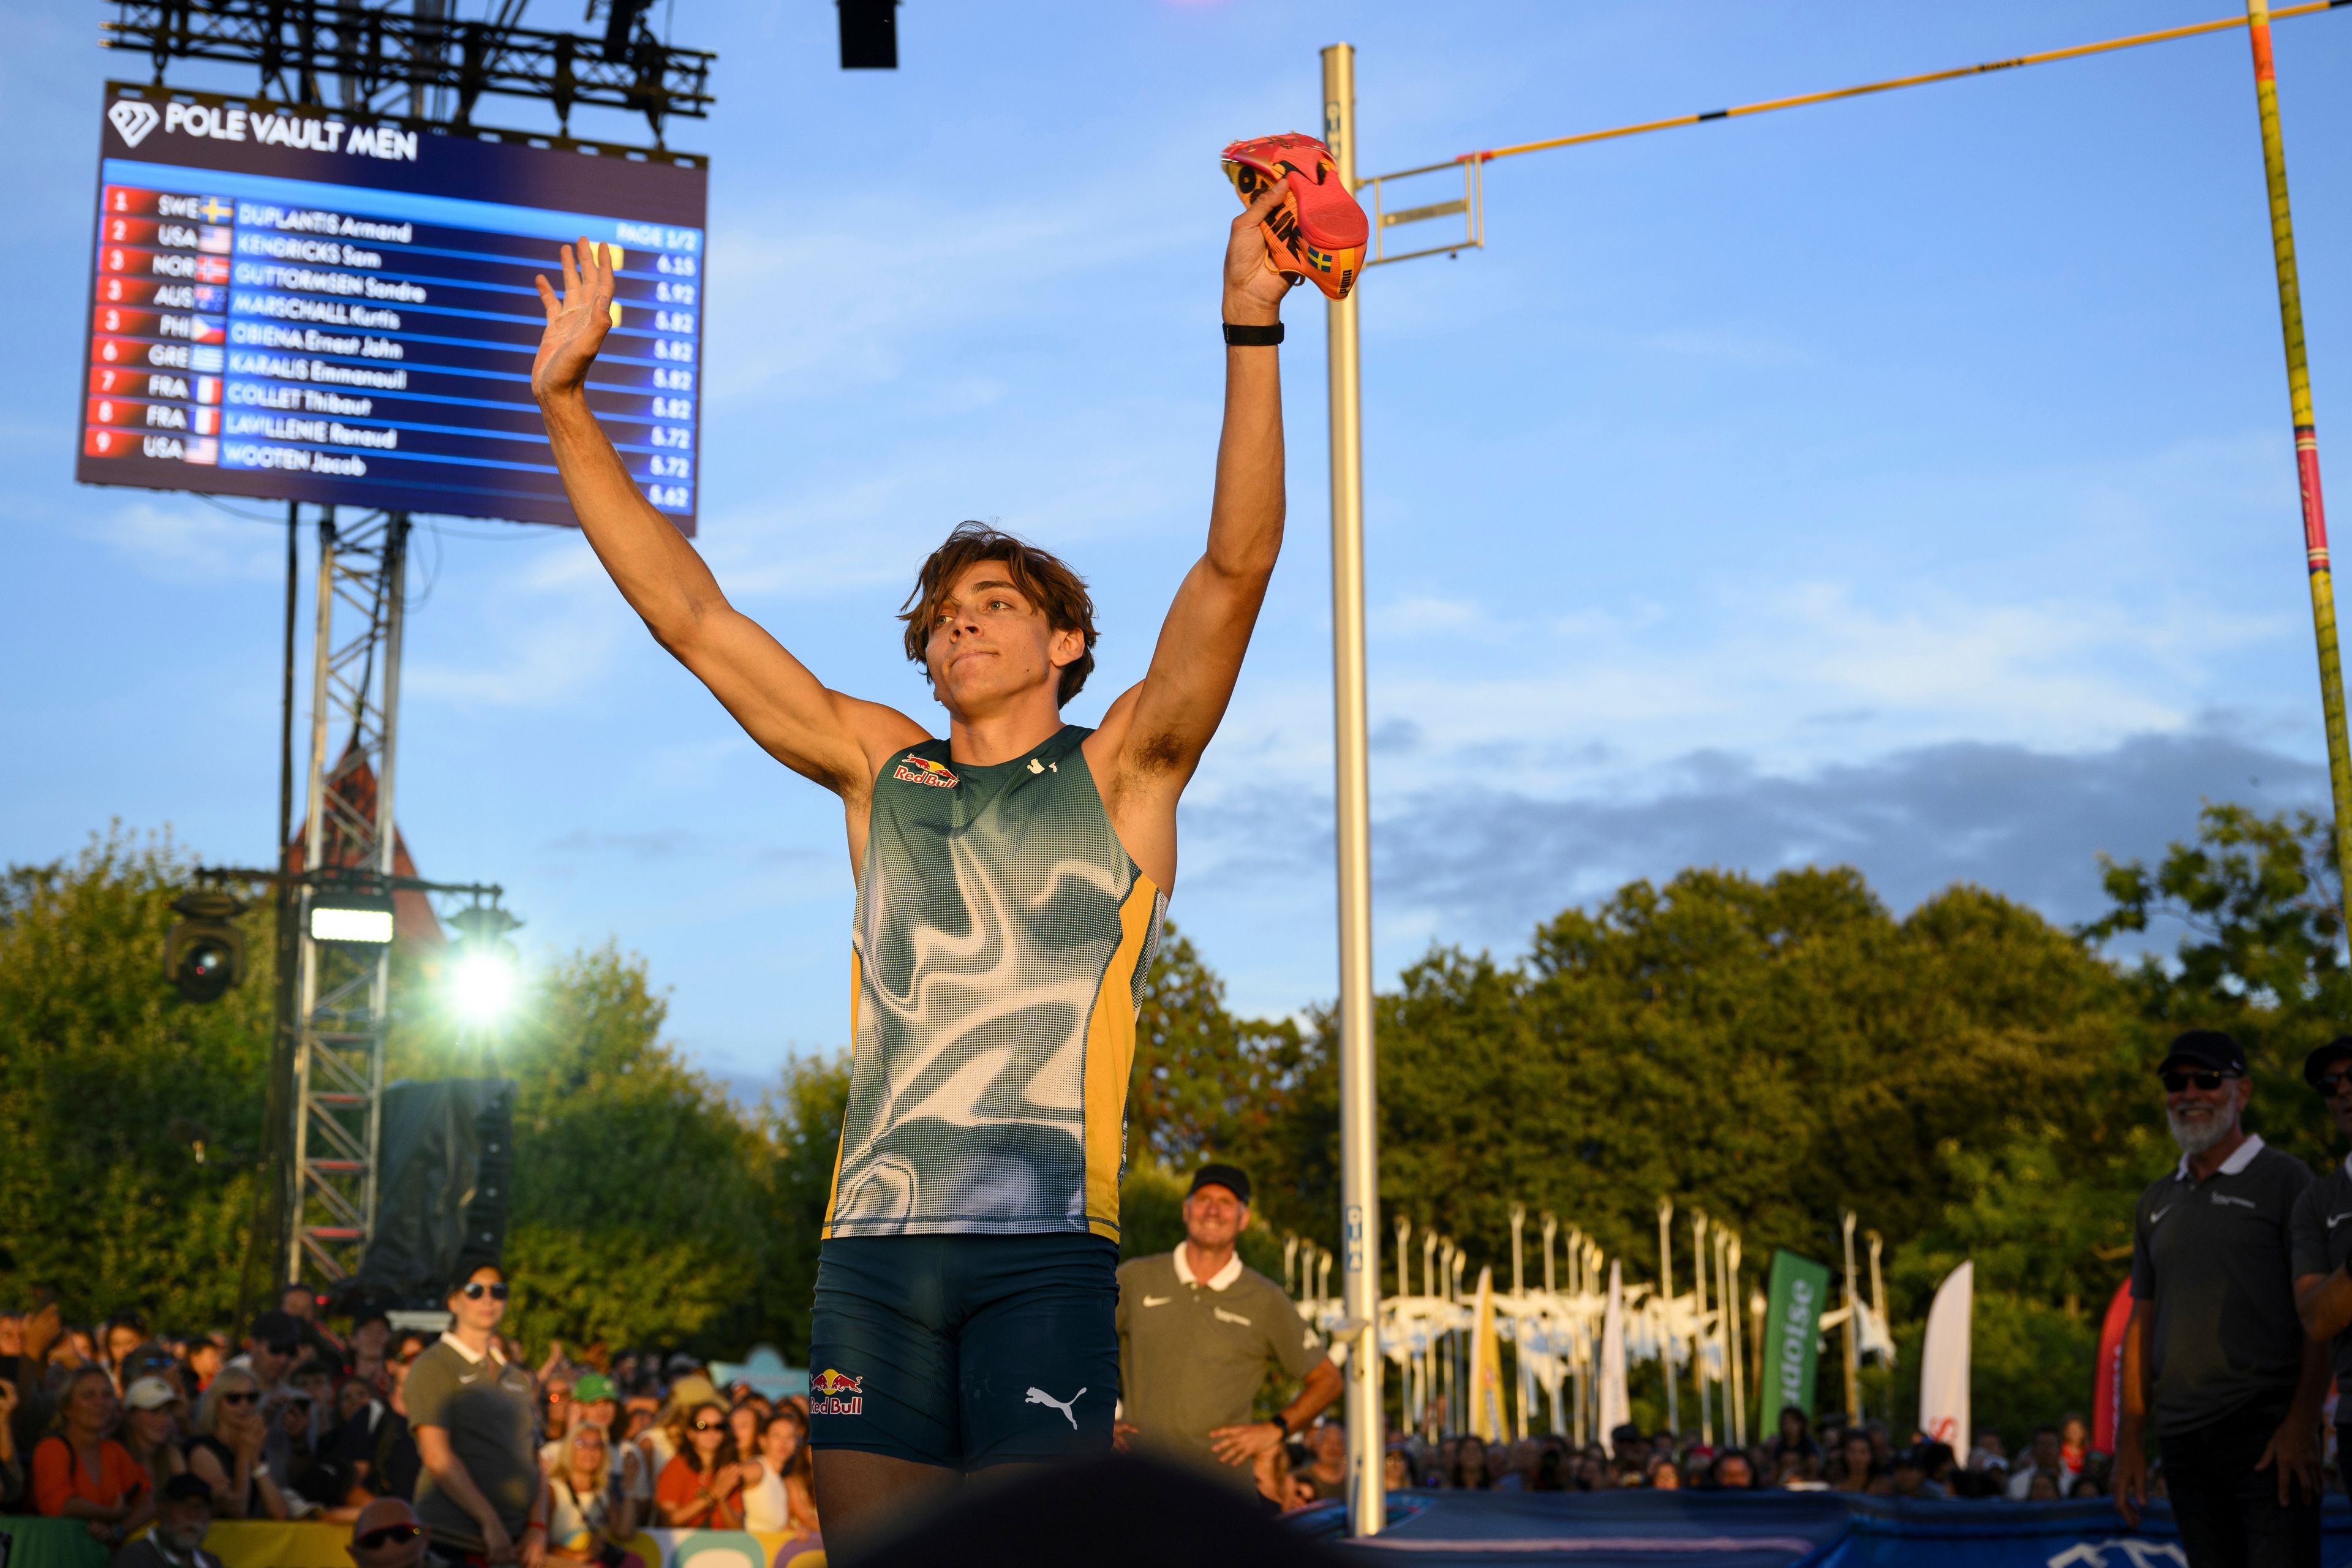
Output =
[
  {"x1": 404, "y1": 609, "x2": 627, "y2": 709},
  {"x1": 79, "y1": 498, "x2": 285, "y2": 582}
]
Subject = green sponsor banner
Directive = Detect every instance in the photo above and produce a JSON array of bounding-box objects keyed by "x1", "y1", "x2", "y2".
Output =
[{"x1": 1759, "y1": 1248, "x2": 1833, "y2": 1426}]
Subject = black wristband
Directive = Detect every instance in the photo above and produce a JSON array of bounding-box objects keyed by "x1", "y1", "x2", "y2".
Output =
[
  {"x1": 1223, "y1": 322, "x2": 1283, "y2": 347},
  {"x1": 1270, "y1": 1410, "x2": 1292, "y2": 1437}
]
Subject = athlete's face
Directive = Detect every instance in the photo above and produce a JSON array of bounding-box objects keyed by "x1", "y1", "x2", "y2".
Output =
[
  {"x1": 1182, "y1": 1183, "x2": 1248, "y2": 1250},
  {"x1": 923, "y1": 560, "x2": 1084, "y2": 717}
]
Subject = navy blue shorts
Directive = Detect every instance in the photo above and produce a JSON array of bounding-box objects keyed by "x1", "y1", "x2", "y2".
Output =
[{"x1": 806, "y1": 1232, "x2": 1118, "y2": 1471}]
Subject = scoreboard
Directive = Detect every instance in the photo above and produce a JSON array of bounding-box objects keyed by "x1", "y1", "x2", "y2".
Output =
[{"x1": 79, "y1": 85, "x2": 707, "y2": 532}]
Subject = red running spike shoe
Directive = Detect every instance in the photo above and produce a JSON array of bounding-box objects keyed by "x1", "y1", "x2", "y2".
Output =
[{"x1": 1220, "y1": 132, "x2": 1369, "y2": 302}]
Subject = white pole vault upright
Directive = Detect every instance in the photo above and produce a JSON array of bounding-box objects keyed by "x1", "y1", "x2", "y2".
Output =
[
  {"x1": 1321, "y1": 40, "x2": 1385, "y2": 1540},
  {"x1": 287, "y1": 510, "x2": 411, "y2": 1287}
]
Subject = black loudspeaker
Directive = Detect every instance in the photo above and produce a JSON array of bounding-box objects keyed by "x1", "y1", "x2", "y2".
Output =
[
  {"x1": 838, "y1": 0, "x2": 898, "y2": 69},
  {"x1": 352, "y1": 1079, "x2": 515, "y2": 1310}
]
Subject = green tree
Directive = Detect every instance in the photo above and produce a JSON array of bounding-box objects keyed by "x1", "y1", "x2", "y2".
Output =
[
  {"x1": 2086, "y1": 801, "x2": 2351, "y2": 1170},
  {"x1": 0, "y1": 831, "x2": 274, "y2": 1330},
  {"x1": 1128, "y1": 922, "x2": 1303, "y2": 1171},
  {"x1": 391, "y1": 947, "x2": 770, "y2": 1355},
  {"x1": 753, "y1": 1051, "x2": 853, "y2": 1362}
]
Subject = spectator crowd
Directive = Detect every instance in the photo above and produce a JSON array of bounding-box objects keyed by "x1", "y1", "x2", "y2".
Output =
[
  {"x1": 0, "y1": 1278, "x2": 820, "y2": 1562},
  {"x1": 1343, "y1": 1406, "x2": 2130, "y2": 1510}
]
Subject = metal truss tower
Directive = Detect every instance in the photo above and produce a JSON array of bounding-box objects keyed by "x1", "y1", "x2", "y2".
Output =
[{"x1": 287, "y1": 508, "x2": 410, "y2": 1287}]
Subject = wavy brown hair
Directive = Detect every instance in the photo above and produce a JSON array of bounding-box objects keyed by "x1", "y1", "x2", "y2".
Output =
[{"x1": 898, "y1": 522, "x2": 1097, "y2": 704}]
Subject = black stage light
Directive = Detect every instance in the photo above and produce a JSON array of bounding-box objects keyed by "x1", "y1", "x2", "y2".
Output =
[
  {"x1": 602, "y1": 0, "x2": 654, "y2": 62},
  {"x1": 164, "y1": 889, "x2": 247, "y2": 1003},
  {"x1": 839, "y1": 0, "x2": 899, "y2": 69}
]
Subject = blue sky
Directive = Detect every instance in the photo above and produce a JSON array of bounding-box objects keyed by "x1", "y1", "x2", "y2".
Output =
[{"x1": 6, "y1": 1, "x2": 2350, "y2": 1093}]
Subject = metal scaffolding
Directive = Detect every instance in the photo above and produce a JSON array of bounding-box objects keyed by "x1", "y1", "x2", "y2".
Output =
[{"x1": 288, "y1": 509, "x2": 410, "y2": 1287}]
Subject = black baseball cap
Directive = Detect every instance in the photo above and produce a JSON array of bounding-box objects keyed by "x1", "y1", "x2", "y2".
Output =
[
  {"x1": 2305, "y1": 1036, "x2": 2352, "y2": 1087},
  {"x1": 1188, "y1": 1163, "x2": 1252, "y2": 1207},
  {"x1": 161, "y1": 1474, "x2": 214, "y2": 1505},
  {"x1": 2158, "y1": 1030, "x2": 2248, "y2": 1077}
]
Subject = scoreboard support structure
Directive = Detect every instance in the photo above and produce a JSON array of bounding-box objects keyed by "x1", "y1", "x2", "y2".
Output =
[
  {"x1": 288, "y1": 507, "x2": 410, "y2": 1289},
  {"x1": 85, "y1": 0, "x2": 719, "y2": 1300}
]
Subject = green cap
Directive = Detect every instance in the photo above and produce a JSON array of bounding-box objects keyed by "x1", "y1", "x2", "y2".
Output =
[{"x1": 572, "y1": 1373, "x2": 616, "y2": 1403}]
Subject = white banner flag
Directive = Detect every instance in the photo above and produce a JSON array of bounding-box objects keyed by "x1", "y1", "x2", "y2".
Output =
[
  {"x1": 1918, "y1": 1261, "x2": 1973, "y2": 1455},
  {"x1": 1597, "y1": 1259, "x2": 1630, "y2": 1436}
]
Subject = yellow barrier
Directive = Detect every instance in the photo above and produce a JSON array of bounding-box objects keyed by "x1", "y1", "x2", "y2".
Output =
[{"x1": 0, "y1": 1521, "x2": 824, "y2": 1568}]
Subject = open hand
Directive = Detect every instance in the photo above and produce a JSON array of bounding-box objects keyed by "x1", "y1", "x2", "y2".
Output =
[
  {"x1": 2111, "y1": 1444, "x2": 2146, "y2": 1529},
  {"x1": 1223, "y1": 177, "x2": 1295, "y2": 328},
  {"x1": 2257, "y1": 1413, "x2": 2321, "y2": 1506},
  {"x1": 532, "y1": 239, "x2": 617, "y2": 404},
  {"x1": 23, "y1": 1303, "x2": 60, "y2": 1363},
  {"x1": 1207, "y1": 1418, "x2": 1286, "y2": 1468}
]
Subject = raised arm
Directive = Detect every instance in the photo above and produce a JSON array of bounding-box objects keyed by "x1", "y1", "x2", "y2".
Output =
[
  {"x1": 531, "y1": 241, "x2": 923, "y2": 807},
  {"x1": 1089, "y1": 181, "x2": 1295, "y2": 876}
]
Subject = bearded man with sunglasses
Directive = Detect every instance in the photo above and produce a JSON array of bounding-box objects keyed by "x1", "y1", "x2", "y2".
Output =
[
  {"x1": 2289, "y1": 1036, "x2": 2352, "y2": 1506},
  {"x1": 407, "y1": 1267, "x2": 546, "y2": 1567},
  {"x1": 2113, "y1": 1030, "x2": 2328, "y2": 1567}
]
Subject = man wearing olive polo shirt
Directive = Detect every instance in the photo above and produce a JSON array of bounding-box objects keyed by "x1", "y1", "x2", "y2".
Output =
[
  {"x1": 2290, "y1": 1035, "x2": 2352, "y2": 1500},
  {"x1": 1114, "y1": 1164, "x2": 1342, "y2": 1490},
  {"x1": 2113, "y1": 1030, "x2": 2328, "y2": 1567}
]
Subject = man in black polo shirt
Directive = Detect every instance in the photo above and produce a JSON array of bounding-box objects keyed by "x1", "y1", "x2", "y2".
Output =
[
  {"x1": 2290, "y1": 1035, "x2": 2352, "y2": 1499},
  {"x1": 2114, "y1": 1030, "x2": 2327, "y2": 1566}
]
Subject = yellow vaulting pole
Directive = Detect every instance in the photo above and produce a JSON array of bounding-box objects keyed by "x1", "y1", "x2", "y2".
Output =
[
  {"x1": 1461, "y1": 1, "x2": 2346, "y2": 167},
  {"x1": 2245, "y1": 0, "x2": 2352, "y2": 907}
]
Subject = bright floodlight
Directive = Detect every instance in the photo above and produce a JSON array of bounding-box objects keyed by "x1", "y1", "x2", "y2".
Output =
[
  {"x1": 450, "y1": 948, "x2": 519, "y2": 1025},
  {"x1": 310, "y1": 896, "x2": 396, "y2": 944}
]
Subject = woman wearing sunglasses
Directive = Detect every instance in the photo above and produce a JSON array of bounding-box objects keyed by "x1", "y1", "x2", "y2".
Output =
[
  {"x1": 654, "y1": 1401, "x2": 744, "y2": 1529},
  {"x1": 409, "y1": 1266, "x2": 548, "y2": 1567},
  {"x1": 184, "y1": 1366, "x2": 288, "y2": 1520}
]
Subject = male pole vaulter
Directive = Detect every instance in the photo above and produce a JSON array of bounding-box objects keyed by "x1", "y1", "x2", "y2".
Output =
[{"x1": 529, "y1": 177, "x2": 1298, "y2": 1552}]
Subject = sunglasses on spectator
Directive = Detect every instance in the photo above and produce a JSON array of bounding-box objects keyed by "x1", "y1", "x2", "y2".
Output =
[
  {"x1": 2320, "y1": 1070, "x2": 2352, "y2": 1098},
  {"x1": 265, "y1": 1340, "x2": 301, "y2": 1356},
  {"x1": 357, "y1": 1525, "x2": 423, "y2": 1550},
  {"x1": 459, "y1": 1282, "x2": 509, "y2": 1301},
  {"x1": 2161, "y1": 1069, "x2": 2233, "y2": 1094},
  {"x1": 221, "y1": 1392, "x2": 259, "y2": 1406},
  {"x1": 691, "y1": 1419, "x2": 725, "y2": 1432}
]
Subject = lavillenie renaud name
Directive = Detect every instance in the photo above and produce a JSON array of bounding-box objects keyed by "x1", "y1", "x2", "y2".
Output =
[{"x1": 224, "y1": 413, "x2": 397, "y2": 449}]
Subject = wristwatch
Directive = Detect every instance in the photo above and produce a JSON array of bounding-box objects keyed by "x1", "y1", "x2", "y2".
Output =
[{"x1": 1223, "y1": 322, "x2": 1283, "y2": 347}]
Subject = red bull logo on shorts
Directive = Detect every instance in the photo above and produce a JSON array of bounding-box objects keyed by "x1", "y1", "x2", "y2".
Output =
[
  {"x1": 892, "y1": 754, "x2": 958, "y2": 788},
  {"x1": 809, "y1": 1367, "x2": 864, "y2": 1415}
]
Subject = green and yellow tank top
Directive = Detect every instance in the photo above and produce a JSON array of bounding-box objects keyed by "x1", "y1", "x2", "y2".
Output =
[{"x1": 823, "y1": 723, "x2": 1166, "y2": 1241}]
